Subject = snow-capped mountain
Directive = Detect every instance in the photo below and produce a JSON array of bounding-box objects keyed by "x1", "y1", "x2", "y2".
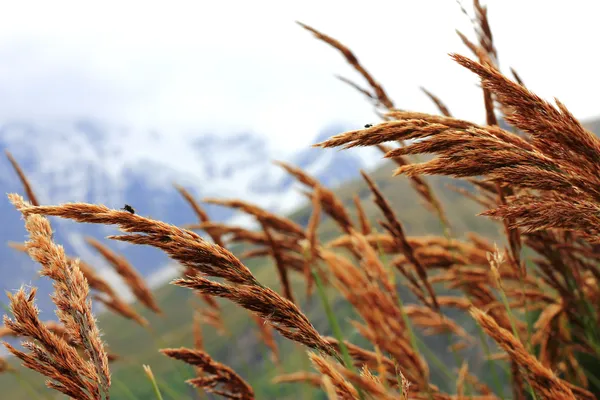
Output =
[{"x1": 0, "y1": 118, "x2": 382, "y2": 310}]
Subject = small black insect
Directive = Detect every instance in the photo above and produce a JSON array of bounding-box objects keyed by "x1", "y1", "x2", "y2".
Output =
[
  {"x1": 122, "y1": 204, "x2": 135, "y2": 214},
  {"x1": 364, "y1": 123, "x2": 373, "y2": 128}
]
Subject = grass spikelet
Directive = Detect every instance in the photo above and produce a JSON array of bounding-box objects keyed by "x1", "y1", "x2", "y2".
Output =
[
  {"x1": 272, "y1": 371, "x2": 322, "y2": 387},
  {"x1": 303, "y1": 187, "x2": 323, "y2": 296},
  {"x1": 9, "y1": 241, "x2": 119, "y2": 300},
  {"x1": 470, "y1": 308, "x2": 586, "y2": 400},
  {"x1": 344, "y1": 365, "x2": 397, "y2": 400},
  {"x1": 360, "y1": 170, "x2": 439, "y2": 310},
  {"x1": 296, "y1": 22, "x2": 394, "y2": 110},
  {"x1": 510, "y1": 67, "x2": 525, "y2": 87},
  {"x1": 161, "y1": 347, "x2": 255, "y2": 399},
  {"x1": 451, "y1": 54, "x2": 600, "y2": 175},
  {"x1": 353, "y1": 194, "x2": 371, "y2": 235},
  {"x1": 376, "y1": 144, "x2": 449, "y2": 227},
  {"x1": 85, "y1": 236, "x2": 162, "y2": 315},
  {"x1": 175, "y1": 184, "x2": 225, "y2": 247},
  {"x1": 397, "y1": 367, "x2": 411, "y2": 400},
  {"x1": 204, "y1": 198, "x2": 305, "y2": 239},
  {"x1": 10, "y1": 198, "x2": 260, "y2": 286},
  {"x1": 5, "y1": 150, "x2": 40, "y2": 206},
  {"x1": 197, "y1": 307, "x2": 227, "y2": 335},
  {"x1": 92, "y1": 294, "x2": 149, "y2": 328},
  {"x1": 175, "y1": 276, "x2": 337, "y2": 357},
  {"x1": 276, "y1": 161, "x2": 355, "y2": 234},
  {"x1": 258, "y1": 219, "x2": 295, "y2": 303},
  {"x1": 4, "y1": 195, "x2": 111, "y2": 399},
  {"x1": 322, "y1": 375, "x2": 340, "y2": 400},
  {"x1": 309, "y1": 352, "x2": 358, "y2": 399},
  {"x1": 420, "y1": 87, "x2": 452, "y2": 117},
  {"x1": 403, "y1": 305, "x2": 470, "y2": 341},
  {"x1": 320, "y1": 249, "x2": 429, "y2": 389},
  {"x1": 456, "y1": 361, "x2": 468, "y2": 399},
  {"x1": 142, "y1": 365, "x2": 164, "y2": 400}
]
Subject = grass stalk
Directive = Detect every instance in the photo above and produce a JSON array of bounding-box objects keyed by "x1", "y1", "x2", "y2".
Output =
[
  {"x1": 143, "y1": 365, "x2": 165, "y2": 400},
  {"x1": 413, "y1": 335, "x2": 453, "y2": 382},
  {"x1": 311, "y1": 269, "x2": 364, "y2": 400},
  {"x1": 311, "y1": 270, "x2": 352, "y2": 369},
  {"x1": 432, "y1": 212, "x2": 502, "y2": 397},
  {"x1": 434, "y1": 218, "x2": 470, "y2": 393},
  {"x1": 145, "y1": 324, "x2": 197, "y2": 395},
  {"x1": 395, "y1": 291, "x2": 434, "y2": 399},
  {"x1": 475, "y1": 324, "x2": 506, "y2": 398},
  {"x1": 517, "y1": 270, "x2": 535, "y2": 354},
  {"x1": 374, "y1": 231, "x2": 437, "y2": 398},
  {"x1": 495, "y1": 280, "x2": 538, "y2": 400}
]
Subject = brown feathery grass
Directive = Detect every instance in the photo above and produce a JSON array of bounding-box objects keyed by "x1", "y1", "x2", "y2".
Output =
[
  {"x1": 175, "y1": 183, "x2": 225, "y2": 247},
  {"x1": 258, "y1": 219, "x2": 296, "y2": 303},
  {"x1": 1, "y1": 319, "x2": 119, "y2": 364},
  {"x1": 360, "y1": 170, "x2": 439, "y2": 310},
  {"x1": 174, "y1": 275, "x2": 337, "y2": 357},
  {"x1": 10, "y1": 241, "x2": 116, "y2": 301},
  {"x1": 5, "y1": 150, "x2": 40, "y2": 206},
  {"x1": 376, "y1": 144, "x2": 449, "y2": 228},
  {"x1": 276, "y1": 161, "x2": 356, "y2": 235},
  {"x1": 309, "y1": 352, "x2": 359, "y2": 399},
  {"x1": 313, "y1": 33, "x2": 600, "y2": 388},
  {"x1": 303, "y1": 186, "x2": 323, "y2": 296},
  {"x1": 2, "y1": 150, "x2": 131, "y2": 376},
  {"x1": 197, "y1": 307, "x2": 227, "y2": 335},
  {"x1": 352, "y1": 194, "x2": 372, "y2": 236},
  {"x1": 295, "y1": 22, "x2": 394, "y2": 110},
  {"x1": 204, "y1": 198, "x2": 305, "y2": 239},
  {"x1": 4, "y1": 195, "x2": 111, "y2": 399},
  {"x1": 0, "y1": 325, "x2": 14, "y2": 339},
  {"x1": 9, "y1": 196, "x2": 338, "y2": 359},
  {"x1": 4, "y1": 2, "x2": 600, "y2": 399},
  {"x1": 305, "y1": 2, "x2": 600, "y2": 397},
  {"x1": 9, "y1": 241, "x2": 150, "y2": 328},
  {"x1": 193, "y1": 310, "x2": 204, "y2": 352},
  {"x1": 85, "y1": 236, "x2": 162, "y2": 315},
  {"x1": 420, "y1": 87, "x2": 452, "y2": 117},
  {"x1": 272, "y1": 371, "x2": 322, "y2": 387},
  {"x1": 161, "y1": 347, "x2": 254, "y2": 399},
  {"x1": 319, "y1": 248, "x2": 429, "y2": 389},
  {"x1": 315, "y1": 56, "x2": 600, "y2": 244},
  {"x1": 470, "y1": 308, "x2": 594, "y2": 400},
  {"x1": 92, "y1": 293, "x2": 149, "y2": 328}
]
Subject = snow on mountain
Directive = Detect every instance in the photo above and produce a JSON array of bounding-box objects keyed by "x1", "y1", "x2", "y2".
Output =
[{"x1": 0, "y1": 118, "x2": 383, "y2": 310}]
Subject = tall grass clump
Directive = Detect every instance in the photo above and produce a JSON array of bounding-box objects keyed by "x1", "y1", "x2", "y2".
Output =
[{"x1": 1, "y1": 1, "x2": 600, "y2": 399}]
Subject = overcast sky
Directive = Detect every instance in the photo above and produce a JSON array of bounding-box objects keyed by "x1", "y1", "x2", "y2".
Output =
[{"x1": 0, "y1": 1, "x2": 598, "y2": 151}]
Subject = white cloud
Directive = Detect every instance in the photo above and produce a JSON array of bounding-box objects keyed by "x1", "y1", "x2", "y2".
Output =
[{"x1": 0, "y1": 1, "x2": 598, "y2": 151}]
